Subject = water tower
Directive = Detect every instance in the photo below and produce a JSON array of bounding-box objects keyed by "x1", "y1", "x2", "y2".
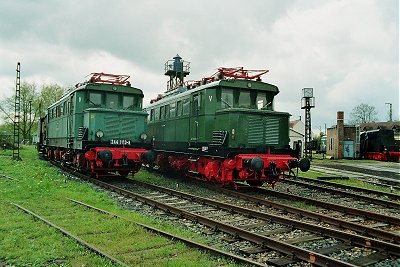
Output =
[{"x1": 164, "y1": 54, "x2": 190, "y2": 91}]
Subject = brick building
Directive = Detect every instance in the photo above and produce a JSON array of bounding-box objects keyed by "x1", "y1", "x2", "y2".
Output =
[{"x1": 326, "y1": 111, "x2": 357, "y2": 159}]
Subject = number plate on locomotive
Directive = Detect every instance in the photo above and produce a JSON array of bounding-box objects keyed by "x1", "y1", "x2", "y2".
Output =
[{"x1": 110, "y1": 139, "x2": 131, "y2": 145}]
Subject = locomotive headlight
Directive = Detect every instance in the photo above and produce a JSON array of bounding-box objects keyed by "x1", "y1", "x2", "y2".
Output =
[
  {"x1": 96, "y1": 130, "x2": 104, "y2": 138},
  {"x1": 140, "y1": 133, "x2": 147, "y2": 140}
]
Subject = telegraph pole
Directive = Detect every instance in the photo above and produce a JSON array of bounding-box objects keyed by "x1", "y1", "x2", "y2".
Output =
[{"x1": 301, "y1": 88, "x2": 315, "y2": 159}]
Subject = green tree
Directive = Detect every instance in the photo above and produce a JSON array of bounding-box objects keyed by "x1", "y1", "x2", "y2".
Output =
[
  {"x1": 0, "y1": 82, "x2": 66, "y2": 142},
  {"x1": 349, "y1": 103, "x2": 378, "y2": 124}
]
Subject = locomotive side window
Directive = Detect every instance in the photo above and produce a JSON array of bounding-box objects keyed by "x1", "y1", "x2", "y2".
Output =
[
  {"x1": 150, "y1": 109, "x2": 155, "y2": 121},
  {"x1": 89, "y1": 92, "x2": 102, "y2": 106},
  {"x1": 155, "y1": 106, "x2": 160, "y2": 120},
  {"x1": 106, "y1": 93, "x2": 119, "y2": 109},
  {"x1": 160, "y1": 106, "x2": 165, "y2": 119},
  {"x1": 183, "y1": 98, "x2": 190, "y2": 115},
  {"x1": 221, "y1": 89, "x2": 233, "y2": 109},
  {"x1": 177, "y1": 101, "x2": 183, "y2": 116},
  {"x1": 192, "y1": 95, "x2": 199, "y2": 116},
  {"x1": 169, "y1": 102, "x2": 176, "y2": 117},
  {"x1": 123, "y1": 95, "x2": 134, "y2": 109},
  {"x1": 165, "y1": 104, "x2": 170, "y2": 119}
]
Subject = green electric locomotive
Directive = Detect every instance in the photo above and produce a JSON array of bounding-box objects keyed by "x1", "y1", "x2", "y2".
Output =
[
  {"x1": 145, "y1": 55, "x2": 309, "y2": 187},
  {"x1": 38, "y1": 73, "x2": 149, "y2": 177}
]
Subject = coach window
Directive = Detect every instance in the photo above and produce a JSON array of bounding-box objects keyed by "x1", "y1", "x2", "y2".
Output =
[
  {"x1": 183, "y1": 98, "x2": 190, "y2": 115},
  {"x1": 220, "y1": 89, "x2": 233, "y2": 109},
  {"x1": 176, "y1": 101, "x2": 183, "y2": 116},
  {"x1": 60, "y1": 103, "x2": 64, "y2": 116},
  {"x1": 169, "y1": 102, "x2": 176, "y2": 117},
  {"x1": 123, "y1": 95, "x2": 134, "y2": 109},
  {"x1": 89, "y1": 92, "x2": 102, "y2": 107},
  {"x1": 106, "y1": 93, "x2": 119, "y2": 109}
]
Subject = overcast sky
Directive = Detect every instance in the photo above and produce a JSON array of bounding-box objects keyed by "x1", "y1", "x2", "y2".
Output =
[{"x1": 1, "y1": 0, "x2": 398, "y2": 131}]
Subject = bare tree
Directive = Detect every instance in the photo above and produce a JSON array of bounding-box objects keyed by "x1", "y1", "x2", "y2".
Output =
[
  {"x1": 0, "y1": 82, "x2": 66, "y2": 141},
  {"x1": 350, "y1": 103, "x2": 378, "y2": 124}
]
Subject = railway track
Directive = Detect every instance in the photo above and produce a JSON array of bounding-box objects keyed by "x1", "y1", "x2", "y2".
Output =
[
  {"x1": 273, "y1": 178, "x2": 400, "y2": 219},
  {"x1": 310, "y1": 162, "x2": 400, "y2": 190},
  {"x1": 13, "y1": 203, "x2": 128, "y2": 267},
  {"x1": 47, "y1": 162, "x2": 266, "y2": 266},
  {"x1": 105, "y1": 178, "x2": 400, "y2": 266},
  {"x1": 50, "y1": 161, "x2": 400, "y2": 266}
]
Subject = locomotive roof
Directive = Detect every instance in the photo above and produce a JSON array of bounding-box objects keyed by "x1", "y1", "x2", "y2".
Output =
[
  {"x1": 48, "y1": 82, "x2": 144, "y2": 109},
  {"x1": 146, "y1": 79, "x2": 279, "y2": 108}
]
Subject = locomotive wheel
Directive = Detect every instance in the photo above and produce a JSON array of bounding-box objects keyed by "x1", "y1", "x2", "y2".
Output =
[{"x1": 247, "y1": 180, "x2": 264, "y2": 187}]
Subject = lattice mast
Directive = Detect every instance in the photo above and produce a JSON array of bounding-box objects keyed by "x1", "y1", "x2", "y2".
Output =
[
  {"x1": 301, "y1": 88, "x2": 315, "y2": 159},
  {"x1": 12, "y1": 62, "x2": 22, "y2": 160}
]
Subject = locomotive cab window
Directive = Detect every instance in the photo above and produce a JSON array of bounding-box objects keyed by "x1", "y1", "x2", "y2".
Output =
[
  {"x1": 238, "y1": 91, "x2": 251, "y2": 108},
  {"x1": 89, "y1": 92, "x2": 102, "y2": 107},
  {"x1": 256, "y1": 92, "x2": 273, "y2": 110},
  {"x1": 220, "y1": 89, "x2": 233, "y2": 109},
  {"x1": 106, "y1": 93, "x2": 119, "y2": 109},
  {"x1": 123, "y1": 95, "x2": 134, "y2": 109}
]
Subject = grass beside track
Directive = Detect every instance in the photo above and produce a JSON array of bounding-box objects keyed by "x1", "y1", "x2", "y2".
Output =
[{"x1": 0, "y1": 146, "x2": 240, "y2": 267}]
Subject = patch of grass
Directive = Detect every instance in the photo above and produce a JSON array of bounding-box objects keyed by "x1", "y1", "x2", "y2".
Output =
[{"x1": 0, "y1": 146, "x2": 242, "y2": 267}]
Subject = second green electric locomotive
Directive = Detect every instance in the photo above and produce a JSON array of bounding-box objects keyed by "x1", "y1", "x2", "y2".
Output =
[{"x1": 145, "y1": 55, "x2": 309, "y2": 187}]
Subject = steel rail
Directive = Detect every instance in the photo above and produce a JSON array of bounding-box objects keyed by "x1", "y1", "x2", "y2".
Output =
[
  {"x1": 289, "y1": 176, "x2": 400, "y2": 200},
  {"x1": 13, "y1": 203, "x2": 128, "y2": 267},
  {"x1": 94, "y1": 179, "x2": 356, "y2": 267},
  {"x1": 131, "y1": 180, "x2": 400, "y2": 256},
  {"x1": 250, "y1": 187, "x2": 400, "y2": 226},
  {"x1": 281, "y1": 178, "x2": 400, "y2": 209},
  {"x1": 67, "y1": 198, "x2": 267, "y2": 267},
  {"x1": 210, "y1": 186, "x2": 400, "y2": 244}
]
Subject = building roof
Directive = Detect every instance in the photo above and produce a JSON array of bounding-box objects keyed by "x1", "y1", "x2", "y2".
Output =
[
  {"x1": 289, "y1": 119, "x2": 301, "y2": 128},
  {"x1": 360, "y1": 121, "x2": 400, "y2": 131}
]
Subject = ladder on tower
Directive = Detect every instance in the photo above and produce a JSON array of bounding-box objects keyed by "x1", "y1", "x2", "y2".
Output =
[{"x1": 12, "y1": 62, "x2": 22, "y2": 161}]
